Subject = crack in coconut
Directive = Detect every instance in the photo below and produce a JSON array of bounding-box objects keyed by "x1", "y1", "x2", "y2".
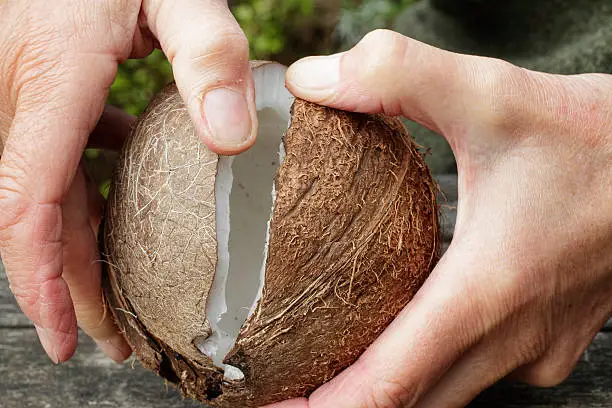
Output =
[{"x1": 195, "y1": 63, "x2": 294, "y2": 380}]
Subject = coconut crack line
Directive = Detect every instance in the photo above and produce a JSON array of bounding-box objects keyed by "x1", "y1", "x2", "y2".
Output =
[{"x1": 196, "y1": 63, "x2": 294, "y2": 381}]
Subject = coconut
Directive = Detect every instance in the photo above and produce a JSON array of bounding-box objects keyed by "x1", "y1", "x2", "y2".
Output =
[{"x1": 102, "y1": 61, "x2": 440, "y2": 407}]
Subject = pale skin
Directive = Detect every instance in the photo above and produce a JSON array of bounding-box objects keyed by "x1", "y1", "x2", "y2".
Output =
[
  {"x1": 0, "y1": 2, "x2": 610, "y2": 408},
  {"x1": 0, "y1": 0, "x2": 258, "y2": 363}
]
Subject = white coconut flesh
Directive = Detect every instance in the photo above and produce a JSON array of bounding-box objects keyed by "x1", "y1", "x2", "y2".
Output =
[{"x1": 195, "y1": 63, "x2": 294, "y2": 381}]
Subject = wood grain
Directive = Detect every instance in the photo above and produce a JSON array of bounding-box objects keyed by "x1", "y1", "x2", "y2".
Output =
[
  {"x1": 0, "y1": 328, "x2": 610, "y2": 408},
  {"x1": 0, "y1": 327, "x2": 203, "y2": 408}
]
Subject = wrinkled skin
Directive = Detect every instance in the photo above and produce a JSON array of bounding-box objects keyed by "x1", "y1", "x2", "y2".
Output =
[
  {"x1": 0, "y1": 0, "x2": 257, "y2": 364},
  {"x1": 267, "y1": 30, "x2": 612, "y2": 408}
]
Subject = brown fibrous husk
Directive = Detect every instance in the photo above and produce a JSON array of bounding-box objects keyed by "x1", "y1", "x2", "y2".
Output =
[{"x1": 102, "y1": 84, "x2": 440, "y2": 407}]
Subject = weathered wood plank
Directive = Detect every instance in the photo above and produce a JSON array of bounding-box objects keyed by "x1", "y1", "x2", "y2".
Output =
[
  {"x1": 0, "y1": 328, "x2": 203, "y2": 408},
  {"x1": 435, "y1": 174, "x2": 458, "y2": 243},
  {"x1": 435, "y1": 174, "x2": 458, "y2": 203},
  {"x1": 469, "y1": 332, "x2": 612, "y2": 407},
  {"x1": 1, "y1": 329, "x2": 611, "y2": 408},
  {"x1": 440, "y1": 201, "x2": 457, "y2": 242}
]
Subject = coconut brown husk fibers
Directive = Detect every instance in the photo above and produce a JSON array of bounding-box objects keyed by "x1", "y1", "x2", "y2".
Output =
[{"x1": 102, "y1": 68, "x2": 439, "y2": 407}]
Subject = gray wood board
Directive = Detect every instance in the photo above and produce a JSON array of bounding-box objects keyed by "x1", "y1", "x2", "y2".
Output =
[
  {"x1": 1, "y1": 329, "x2": 611, "y2": 408},
  {"x1": 435, "y1": 174, "x2": 458, "y2": 203},
  {"x1": 436, "y1": 174, "x2": 457, "y2": 242},
  {"x1": 0, "y1": 328, "x2": 203, "y2": 408}
]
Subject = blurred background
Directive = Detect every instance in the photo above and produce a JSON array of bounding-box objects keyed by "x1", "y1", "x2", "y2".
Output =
[
  {"x1": 108, "y1": 0, "x2": 419, "y2": 116},
  {"x1": 97, "y1": 0, "x2": 458, "y2": 190},
  {"x1": 99, "y1": 0, "x2": 612, "y2": 187}
]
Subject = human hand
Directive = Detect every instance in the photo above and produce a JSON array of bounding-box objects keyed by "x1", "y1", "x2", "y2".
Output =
[
  {"x1": 267, "y1": 30, "x2": 612, "y2": 407},
  {"x1": 0, "y1": 0, "x2": 257, "y2": 364}
]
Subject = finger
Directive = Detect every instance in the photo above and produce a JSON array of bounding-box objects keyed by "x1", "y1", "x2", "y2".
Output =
[
  {"x1": 512, "y1": 357, "x2": 577, "y2": 389},
  {"x1": 413, "y1": 323, "x2": 539, "y2": 408},
  {"x1": 511, "y1": 331, "x2": 593, "y2": 388},
  {"x1": 83, "y1": 166, "x2": 105, "y2": 237},
  {"x1": 88, "y1": 105, "x2": 136, "y2": 151},
  {"x1": 61, "y1": 166, "x2": 131, "y2": 363},
  {"x1": 263, "y1": 398, "x2": 308, "y2": 408},
  {"x1": 0, "y1": 55, "x2": 117, "y2": 363},
  {"x1": 307, "y1": 246, "x2": 490, "y2": 408},
  {"x1": 142, "y1": 0, "x2": 257, "y2": 155},
  {"x1": 286, "y1": 29, "x2": 523, "y2": 137}
]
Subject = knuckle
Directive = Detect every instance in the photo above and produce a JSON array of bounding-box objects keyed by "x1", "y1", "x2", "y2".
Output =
[
  {"x1": 352, "y1": 358, "x2": 418, "y2": 408},
  {"x1": 0, "y1": 154, "x2": 63, "y2": 247},
  {"x1": 4, "y1": 37, "x2": 61, "y2": 108},
  {"x1": 199, "y1": 29, "x2": 249, "y2": 63},
  {"x1": 173, "y1": 30, "x2": 250, "y2": 106},
  {"x1": 359, "y1": 29, "x2": 406, "y2": 70},
  {"x1": 366, "y1": 379, "x2": 417, "y2": 408},
  {"x1": 151, "y1": 0, "x2": 248, "y2": 66},
  {"x1": 351, "y1": 30, "x2": 410, "y2": 109},
  {"x1": 472, "y1": 58, "x2": 527, "y2": 130},
  {"x1": 0, "y1": 161, "x2": 32, "y2": 241},
  {"x1": 9, "y1": 262, "x2": 61, "y2": 321},
  {"x1": 73, "y1": 300, "x2": 107, "y2": 334},
  {"x1": 11, "y1": 280, "x2": 36, "y2": 306},
  {"x1": 362, "y1": 29, "x2": 402, "y2": 46},
  {"x1": 10, "y1": 281, "x2": 42, "y2": 318},
  {"x1": 169, "y1": 27, "x2": 248, "y2": 71},
  {"x1": 521, "y1": 359, "x2": 574, "y2": 388}
]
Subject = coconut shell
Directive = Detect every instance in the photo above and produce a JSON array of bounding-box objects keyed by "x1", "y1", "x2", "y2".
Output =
[{"x1": 102, "y1": 83, "x2": 439, "y2": 407}]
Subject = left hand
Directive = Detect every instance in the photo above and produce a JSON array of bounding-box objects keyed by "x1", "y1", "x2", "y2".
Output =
[
  {"x1": 266, "y1": 29, "x2": 612, "y2": 408},
  {"x1": 0, "y1": 0, "x2": 255, "y2": 364}
]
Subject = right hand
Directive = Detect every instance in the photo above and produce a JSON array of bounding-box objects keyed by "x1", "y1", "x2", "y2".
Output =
[
  {"x1": 268, "y1": 29, "x2": 612, "y2": 408},
  {"x1": 0, "y1": 0, "x2": 257, "y2": 364}
]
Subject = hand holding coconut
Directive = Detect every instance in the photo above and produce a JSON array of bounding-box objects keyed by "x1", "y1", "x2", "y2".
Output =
[
  {"x1": 267, "y1": 29, "x2": 612, "y2": 407},
  {"x1": 0, "y1": 0, "x2": 258, "y2": 364}
]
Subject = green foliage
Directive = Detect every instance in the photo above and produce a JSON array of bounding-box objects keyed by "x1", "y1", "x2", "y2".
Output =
[
  {"x1": 102, "y1": 0, "x2": 452, "y2": 187},
  {"x1": 106, "y1": 0, "x2": 422, "y2": 116},
  {"x1": 107, "y1": 0, "x2": 316, "y2": 115},
  {"x1": 99, "y1": 179, "x2": 111, "y2": 199},
  {"x1": 108, "y1": 50, "x2": 173, "y2": 116},
  {"x1": 233, "y1": 0, "x2": 314, "y2": 59}
]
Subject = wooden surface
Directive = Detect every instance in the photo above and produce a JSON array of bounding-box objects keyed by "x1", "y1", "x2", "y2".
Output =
[{"x1": 1, "y1": 174, "x2": 610, "y2": 407}]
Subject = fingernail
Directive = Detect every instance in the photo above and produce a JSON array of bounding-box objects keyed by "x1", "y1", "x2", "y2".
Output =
[
  {"x1": 287, "y1": 54, "x2": 342, "y2": 93},
  {"x1": 35, "y1": 325, "x2": 60, "y2": 364},
  {"x1": 95, "y1": 335, "x2": 132, "y2": 363},
  {"x1": 202, "y1": 88, "x2": 253, "y2": 149}
]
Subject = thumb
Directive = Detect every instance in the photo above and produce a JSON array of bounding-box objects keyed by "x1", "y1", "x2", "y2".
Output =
[
  {"x1": 286, "y1": 29, "x2": 518, "y2": 136},
  {"x1": 142, "y1": 0, "x2": 257, "y2": 155}
]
